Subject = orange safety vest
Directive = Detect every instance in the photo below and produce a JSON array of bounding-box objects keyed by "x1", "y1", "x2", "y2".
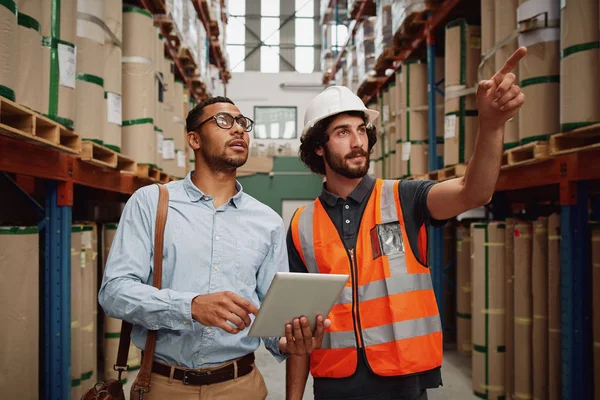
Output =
[{"x1": 290, "y1": 179, "x2": 443, "y2": 378}]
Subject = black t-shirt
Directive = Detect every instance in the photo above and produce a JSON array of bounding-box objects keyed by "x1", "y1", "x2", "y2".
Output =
[{"x1": 286, "y1": 175, "x2": 446, "y2": 399}]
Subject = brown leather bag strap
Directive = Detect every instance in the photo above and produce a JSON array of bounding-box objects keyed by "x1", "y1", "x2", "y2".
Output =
[{"x1": 115, "y1": 184, "x2": 169, "y2": 397}]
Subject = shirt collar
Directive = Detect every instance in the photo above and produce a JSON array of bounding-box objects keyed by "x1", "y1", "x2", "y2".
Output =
[
  {"x1": 183, "y1": 171, "x2": 244, "y2": 208},
  {"x1": 320, "y1": 175, "x2": 375, "y2": 207}
]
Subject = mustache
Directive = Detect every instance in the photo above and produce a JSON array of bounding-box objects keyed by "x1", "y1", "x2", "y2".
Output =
[
  {"x1": 345, "y1": 149, "x2": 368, "y2": 159},
  {"x1": 225, "y1": 138, "x2": 248, "y2": 148}
]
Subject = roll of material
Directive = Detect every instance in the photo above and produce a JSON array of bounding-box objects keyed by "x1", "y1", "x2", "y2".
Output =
[
  {"x1": 122, "y1": 120, "x2": 156, "y2": 166},
  {"x1": 504, "y1": 218, "x2": 518, "y2": 400},
  {"x1": 0, "y1": 226, "x2": 40, "y2": 399},
  {"x1": 16, "y1": 12, "x2": 43, "y2": 111},
  {"x1": 123, "y1": 61, "x2": 155, "y2": 128},
  {"x1": 42, "y1": 0, "x2": 77, "y2": 43},
  {"x1": 155, "y1": 28, "x2": 164, "y2": 76},
  {"x1": 495, "y1": 0, "x2": 519, "y2": 148},
  {"x1": 70, "y1": 228, "x2": 83, "y2": 399},
  {"x1": 517, "y1": 0, "x2": 560, "y2": 143},
  {"x1": 560, "y1": 0, "x2": 600, "y2": 131},
  {"x1": 163, "y1": 57, "x2": 176, "y2": 108},
  {"x1": 41, "y1": 37, "x2": 76, "y2": 128},
  {"x1": 445, "y1": 19, "x2": 481, "y2": 89},
  {"x1": 444, "y1": 94, "x2": 478, "y2": 167},
  {"x1": 471, "y1": 222, "x2": 506, "y2": 400},
  {"x1": 104, "y1": 0, "x2": 122, "y2": 42},
  {"x1": 481, "y1": 0, "x2": 496, "y2": 79},
  {"x1": 16, "y1": 0, "x2": 41, "y2": 22},
  {"x1": 75, "y1": 36, "x2": 105, "y2": 142},
  {"x1": 173, "y1": 79, "x2": 186, "y2": 121},
  {"x1": 77, "y1": 0, "x2": 104, "y2": 45},
  {"x1": 0, "y1": 1, "x2": 17, "y2": 102},
  {"x1": 123, "y1": 5, "x2": 154, "y2": 60}
]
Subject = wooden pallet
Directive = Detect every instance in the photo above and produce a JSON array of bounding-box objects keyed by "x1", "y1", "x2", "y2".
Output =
[
  {"x1": 117, "y1": 153, "x2": 137, "y2": 175},
  {"x1": 374, "y1": 47, "x2": 397, "y2": 75},
  {"x1": 158, "y1": 171, "x2": 170, "y2": 184},
  {"x1": 393, "y1": 11, "x2": 428, "y2": 48},
  {"x1": 550, "y1": 123, "x2": 600, "y2": 155},
  {"x1": 136, "y1": 164, "x2": 161, "y2": 181},
  {"x1": 501, "y1": 141, "x2": 550, "y2": 169},
  {"x1": 79, "y1": 141, "x2": 118, "y2": 169},
  {"x1": 0, "y1": 96, "x2": 81, "y2": 154},
  {"x1": 438, "y1": 164, "x2": 468, "y2": 181}
]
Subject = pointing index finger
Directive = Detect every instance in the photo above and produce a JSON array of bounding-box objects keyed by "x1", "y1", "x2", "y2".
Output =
[{"x1": 493, "y1": 46, "x2": 527, "y2": 82}]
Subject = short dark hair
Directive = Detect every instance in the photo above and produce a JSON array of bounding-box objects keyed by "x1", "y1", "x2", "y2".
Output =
[
  {"x1": 186, "y1": 96, "x2": 235, "y2": 132},
  {"x1": 298, "y1": 111, "x2": 378, "y2": 175}
]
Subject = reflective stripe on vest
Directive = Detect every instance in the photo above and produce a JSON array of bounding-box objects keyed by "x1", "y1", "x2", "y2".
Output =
[
  {"x1": 297, "y1": 203, "x2": 319, "y2": 274},
  {"x1": 321, "y1": 315, "x2": 442, "y2": 349}
]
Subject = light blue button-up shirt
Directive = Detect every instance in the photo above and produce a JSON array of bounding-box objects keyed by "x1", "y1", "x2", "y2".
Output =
[{"x1": 98, "y1": 172, "x2": 289, "y2": 368}]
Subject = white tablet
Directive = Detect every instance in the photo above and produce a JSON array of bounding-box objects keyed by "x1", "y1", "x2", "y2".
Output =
[{"x1": 247, "y1": 272, "x2": 350, "y2": 338}]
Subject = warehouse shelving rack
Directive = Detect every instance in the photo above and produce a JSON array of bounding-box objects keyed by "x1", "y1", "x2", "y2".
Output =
[{"x1": 321, "y1": 1, "x2": 599, "y2": 399}]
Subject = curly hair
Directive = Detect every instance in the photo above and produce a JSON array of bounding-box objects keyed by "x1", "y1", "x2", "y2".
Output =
[{"x1": 299, "y1": 111, "x2": 378, "y2": 175}]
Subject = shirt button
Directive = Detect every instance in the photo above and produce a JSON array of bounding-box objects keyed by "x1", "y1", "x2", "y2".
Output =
[
  {"x1": 200, "y1": 357, "x2": 205, "y2": 363},
  {"x1": 203, "y1": 196, "x2": 209, "y2": 201},
  {"x1": 345, "y1": 219, "x2": 350, "y2": 224},
  {"x1": 183, "y1": 320, "x2": 189, "y2": 325},
  {"x1": 214, "y1": 266, "x2": 219, "y2": 271},
  {"x1": 215, "y1": 236, "x2": 220, "y2": 241},
  {"x1": 206, "y1": 328, "x2": 212, "y2": 333},
  {"x1": 345, "y1": 205, "x2": 350, "y2": 209}
]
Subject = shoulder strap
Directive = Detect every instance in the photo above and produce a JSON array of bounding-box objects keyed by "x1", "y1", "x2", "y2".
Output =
[{"x1": 115, "y1": 184, "x2": 169, "y2": 393}]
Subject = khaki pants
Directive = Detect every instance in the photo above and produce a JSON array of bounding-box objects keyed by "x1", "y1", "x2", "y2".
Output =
[{"x1": 135, "y1": 363, "x2": 268, "y2": 400}]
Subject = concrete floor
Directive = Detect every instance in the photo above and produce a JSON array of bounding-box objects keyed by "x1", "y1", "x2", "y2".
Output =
[{"x1": 124, "y1": 346, "x2": 476, "y2": 399}]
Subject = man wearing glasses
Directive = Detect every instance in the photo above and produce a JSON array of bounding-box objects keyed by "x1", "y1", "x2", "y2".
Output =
[{"x1": 99, "y1": 96, "x2": 328, "y2": 399}]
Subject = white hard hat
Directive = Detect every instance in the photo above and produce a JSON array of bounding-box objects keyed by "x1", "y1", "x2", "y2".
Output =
[{"x1": 301, "y1": 85, "x2": 380, "y2": 138}]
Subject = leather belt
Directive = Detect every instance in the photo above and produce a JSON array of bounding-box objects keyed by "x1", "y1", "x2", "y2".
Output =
[{"x1": 151, "y1": 352, "x2": 255, "y2": 386}]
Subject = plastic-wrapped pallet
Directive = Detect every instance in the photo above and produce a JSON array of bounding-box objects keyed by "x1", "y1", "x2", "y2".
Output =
[
  {"x1": 471, "y1": 222, "x2": 506, "y2": 400},
  {"x1": 517, "y1": 0, "x2": 560, "y2": 144},
  {"x1": 456, "y1": 224, "x2": 472, "y2": 356},
  {"x1": 560, "y1": 0, "x2": 600, "y2": 132},
  {"x1": 75, "y1": 0, "x2": 106, "y2": 144},
  {"x1": 391, "y1": 0, "x2": 440, "y2": 39},
  {"x1": 15, "y1": 0, "x2": 43, "y2": 112},
  {"x1": 104, "y1": 0, "x2": 123, "y2": 152},
  {"x1": 1, "y1": 2, "x2": 17, "y2": 103},
  {"x1": 0, "y1": 226, "x2": 40, "y2": 399},
  {"x1": 444, "y1": 19, "x2": 481, "y2": 167},
  {"x1": 122, "y1": 5, "x2": 156, "y2": 167},
  {"x1": 183, "y1": 0, "x2": 200, "y2": 63},
  {"x1": 494, "y1": 0, "x2": 519, "y2": 149},
  {"x1": 41, "y1": 0, "x2": 78, "y2": 128}
]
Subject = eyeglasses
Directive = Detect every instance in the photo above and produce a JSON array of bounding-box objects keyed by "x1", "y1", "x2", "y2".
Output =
[{"x1": 194, "y1": 112, "x2": 254, "y2": 132}]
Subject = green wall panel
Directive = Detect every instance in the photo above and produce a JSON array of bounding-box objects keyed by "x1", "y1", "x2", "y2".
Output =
[{"x1": 237, "y1": 157, "x2": 322, "y2": 215}]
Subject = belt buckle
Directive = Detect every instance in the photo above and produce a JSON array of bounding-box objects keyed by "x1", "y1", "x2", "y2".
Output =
[{"x1": 182, "y1": 369, "x2": 211, "y2": 385}]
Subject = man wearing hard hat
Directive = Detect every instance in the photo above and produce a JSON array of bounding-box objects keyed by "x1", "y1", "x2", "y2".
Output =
[{"x1": 285, "y1": 47, "x2": 528, "y2": 400}]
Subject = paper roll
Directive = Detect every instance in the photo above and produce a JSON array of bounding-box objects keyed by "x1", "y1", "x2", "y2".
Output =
[
  {"x1": 0, "y1": 2, "x2": 17, "y2": 102},
  {"x1": 15, "y1": 13, "x2": 42, "y2": 111}
]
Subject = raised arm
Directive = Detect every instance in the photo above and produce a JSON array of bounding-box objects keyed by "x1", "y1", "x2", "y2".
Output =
[{"x1": 427, "y1": 47, "x2": 527, "y2": 221}]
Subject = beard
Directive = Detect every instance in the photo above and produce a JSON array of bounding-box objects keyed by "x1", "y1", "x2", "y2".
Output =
[
  {"x1": 201, "y1": 139, "x2": 248, "y2": 172},
  {"x1": 324, "y1": 146, "x2": 370, "y2": 179}
]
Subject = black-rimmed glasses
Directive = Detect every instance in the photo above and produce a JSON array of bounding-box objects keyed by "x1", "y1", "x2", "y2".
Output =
[{"x1": 194, "y1": 112, "x2": 254, "y2": 132}]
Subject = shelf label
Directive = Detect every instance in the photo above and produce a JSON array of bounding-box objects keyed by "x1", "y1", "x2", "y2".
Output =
[
  {"x1": 162, "y1": 139, "x2": 175, "y2": 160},
  {"x1": 402, "y1": 142, "x2": 411, "y2": 161},
  {"x1": 177, "y1": 150, "x2": 186, "y2": 168},
  {"x1": 58, "y1": 43, "x2": 77, "y2": 89},
  {"x1": 157, "y1": 131, "x2": 164, "y2": 154},
  {"x1": 444, "y1": 115, "x2": 457, "y2": 139},
  {"x1": 81, "y1": 231, "x2": 92, "y2": 250},
  {"x1": 107, "y1": 93, "x2": 122, "y2": 126}
]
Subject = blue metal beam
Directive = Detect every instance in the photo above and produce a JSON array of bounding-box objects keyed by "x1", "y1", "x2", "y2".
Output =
[
  {"x1": 44, "y1": 181, "x2": 72, "y2": 400},
  {"x1": 561, "y1": 181, "x2": 593, "y2": 400},
  {"x1": 426, "y1": 32, "x2": 445, "y2": 330}
]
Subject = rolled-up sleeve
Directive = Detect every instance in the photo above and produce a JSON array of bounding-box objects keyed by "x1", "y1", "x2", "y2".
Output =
[
  {"x1": 256, "y1": 219, "x2": 291, "y2": 362},
  {"x1": 98, "y1": 187, "x2": 198, "y2": 331}
]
